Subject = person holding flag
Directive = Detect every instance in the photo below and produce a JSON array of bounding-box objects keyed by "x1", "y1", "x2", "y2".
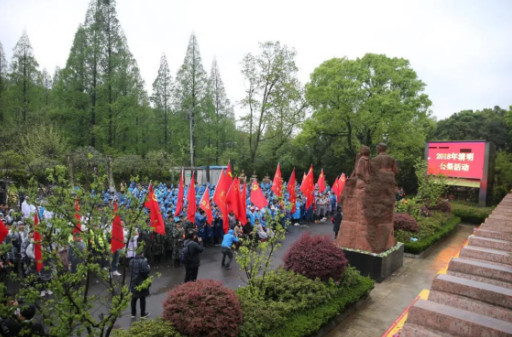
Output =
[
  {"x1": 271, "y1": 163, "x2": 282, "y2": 198},
  {"x1": 110, "y1": 200, "x2": 124, "y2": 276},
  {"x1": 174, "y1": 171, "x2": 185, "y2": 217},
  {"x1": 199, "y1": 188, "x2": 214, "y2": 246},
  {"x1": 145, "y1": 183, "x2": 165, "y2": 235},
  {"x1": 213, "y1": 170, "x2": 230, "y2": 234}
]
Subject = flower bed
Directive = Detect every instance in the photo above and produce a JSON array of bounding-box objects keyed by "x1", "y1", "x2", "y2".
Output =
[
  {"x1": 237, "y1": 268, "x2": 374, "y2": 337},
  {"x1": 396, "y1": 215, "x2": 461, "y2": 255},
  {"x1": 114, "y1": 269, "x2": 374, "y2": 337}
]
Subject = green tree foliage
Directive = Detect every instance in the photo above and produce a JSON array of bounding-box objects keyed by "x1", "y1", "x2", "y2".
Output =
[
  {"x1": 240, "y1": 41, "x2": 306, "y2": 172},
  {"x1": 414, "y1": 160, "x2": 447, "y2": 206},
  {"x1": 235, "y1": 208, "x2": 287, "y2": 296},
  {"x1": 151, "y1": 54, "x2": 173, "y2": 151},
  {"x1": 302, "y1": 54, "x2": 433, "y2": 190},
  {"x1": 7, "y1": 31, "x2": 42, "y2": 124},
  {"x1": 174, "y1": 33, "x2": 208, "y2": 166},
  {"x1": 205, "y1": 59, "x2": 236, "y2": 165},
  {"x1": 53, "y1": 0, "x2": 149, "y2": 153},
  {"x1": 20, "y1": 123, "x2": 69, "y2": 179},
  {"x1": 0, "y1": 41, "x2": 7, "y2": 122},
  {"x1": 493, "y1": 150, "x2": 512, "y2": 203},
  {"x1": 0, "y1": 167, "x2": 152, "y2": 336},
  {"x1": 433, "y1": 106, "x2": 510, "y2": 151}
]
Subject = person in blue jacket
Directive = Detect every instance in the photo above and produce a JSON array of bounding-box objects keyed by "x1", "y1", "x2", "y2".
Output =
[{"x1": 221, "y1": 229, "x2": 238, "y2": 270}]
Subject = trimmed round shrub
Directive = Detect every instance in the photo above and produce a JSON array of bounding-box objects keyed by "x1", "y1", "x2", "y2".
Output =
[
  {"x1": 162, "y1": 279, "x2": 243, "y2": 337},
  {"x1": 393, "y1": 213, "x2": 419, "y2": 233},
  {"x1": 283, "y1": 233, "x2": 348, "y2": 282}
]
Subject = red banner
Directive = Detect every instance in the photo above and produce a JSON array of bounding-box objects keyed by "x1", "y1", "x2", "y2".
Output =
[{"x1": 427, "y1": 141, "x2": 485, "y2": 180}]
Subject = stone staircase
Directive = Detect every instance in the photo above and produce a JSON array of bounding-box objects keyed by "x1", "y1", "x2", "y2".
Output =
[{"x1": 401, "y1": 194, "x2": 512, "y2": 337}]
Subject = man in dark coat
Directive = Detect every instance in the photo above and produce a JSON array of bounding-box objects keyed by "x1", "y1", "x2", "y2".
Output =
[
  {"x1": 129, "y1": 249, "x2": 151, "y2": 319},
  {"x1": 332, "y1": 206, "x2": 343, "y2": 240},
  {"x1": 183, "y1": 230, "x2": 204, "y2": 282}
]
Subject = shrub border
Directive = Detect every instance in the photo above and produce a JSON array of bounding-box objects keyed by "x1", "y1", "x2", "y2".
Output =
[
  {"x1": 403, "y1": 216, "x2": 461, "y2": 256},
  {"x1": 265, "y1": 274, "x2": 375, "y2": 337},
  {"x1": 451, "y1": 202, "x2": 493, "y2": 224}
]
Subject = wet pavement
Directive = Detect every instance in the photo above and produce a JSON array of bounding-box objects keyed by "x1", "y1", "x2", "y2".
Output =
[
  {"x1": 112, "y1": 220, "x2": 337, "y2": 329},
  {"x1": 108, "y1": 221, "x2": 476, "y2": 336},
  {"x1": 324, "y1": 223, "x2": 475, "y2": 337}
]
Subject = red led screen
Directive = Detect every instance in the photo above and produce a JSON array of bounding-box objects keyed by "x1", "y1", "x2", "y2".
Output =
[{"x1": 427, "y1": 142, "x2": 486, "y2": 180}]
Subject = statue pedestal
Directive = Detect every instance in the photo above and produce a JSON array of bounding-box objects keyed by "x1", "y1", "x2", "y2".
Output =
[{"x1": 342, "y1": 243, "x2": 404, "y2": 282}]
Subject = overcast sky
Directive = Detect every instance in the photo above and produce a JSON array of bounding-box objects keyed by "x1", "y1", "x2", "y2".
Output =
[{"x1": 1, "y1": 0, "x2": 511, "y2": 121}]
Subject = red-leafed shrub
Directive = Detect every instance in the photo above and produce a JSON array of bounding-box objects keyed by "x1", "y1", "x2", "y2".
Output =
[
  {"x1": 393, "y1": 213, "x2": 419, "y2": 233},
  {"x1": 162, "y1": 279, "x2": 243, "y2": 337},
  {"x1": 283, "y1": 233, "x2": 348, "y2": 282}
]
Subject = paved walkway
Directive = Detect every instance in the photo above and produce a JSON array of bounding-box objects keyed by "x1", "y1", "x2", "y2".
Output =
[
  {"x1": 325, "y1": 223, "x2": 475, "y2": 337},
  {"x1": 112, "y1": 221, "x2": 475, "y2": 335},
  {"x1": 113, "y1": 220, "x2": 337, "y2": 328}
]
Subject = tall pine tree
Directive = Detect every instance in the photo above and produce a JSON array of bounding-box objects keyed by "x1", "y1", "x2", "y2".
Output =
[
  {"x1": 0, "y1": 41, "x2": 7, "y2": 122},
  {"x1": 55, "y1": 0, "x2": 148, "y2": 152},
  {"x1": 8, "y1": 31, "x2": 41, "y2": 123},
  {"x1": 151, "y1": 54, "x2": 173, "y2": 150},
  {"x1": 206, "y1": 59, "x2": 235, "y2": 164},
  {"x1": 175, "y1": 33, "x2": 208, "y2": 166}
]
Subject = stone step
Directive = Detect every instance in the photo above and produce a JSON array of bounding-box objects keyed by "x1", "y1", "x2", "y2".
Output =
[
  {"x1": 401, "y1": 323, "x2": 456, "y2": 337},
  {"x1": 447, "y1": 270, "x2": 512, "y2": 290},
  {"x1": 431, "y1": 274, "x2": 512, "y2": 309},
  {"x1": 486, "y1": 219, "x2": 512, "y2": 226},
  {"x1": 486, "y1": 215, "x2": 512, "y2": 224},
  {"x1": 481, "y1": 222, "x2": 512, "y2": 233},
  {"x1": 459, "y1": 245, "x2": 512, "y2": 266},
  {"x1": 406, "y1": 299, "x2": 512, "y2": 337},
  {"x1": 468, "y1": 235, "x2": 512, "y2": 252},
  {"x1": 475, "y1": 229, "x2": 512, "y2": 242},
  {"x1": 448, "y1": 257, "x2": 512, "y2": 283},
  {"x1": 429, "y1": 290, "x2": 512, "y2": 323}
]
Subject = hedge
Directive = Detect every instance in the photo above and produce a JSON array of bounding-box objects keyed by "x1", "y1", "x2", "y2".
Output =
[
  {"x1": 404, "y1": 216, "x2": 461, "y2": 254},
  {"x1": 113, "y1": 270, "x2": 374, "y2": 337},
  {"x1": 451, "y1": 201, "x2": 493, "y2": 224},
  {"x1": 265, "y1": 274, "x2": 374, "y2": 337},
  {"x1": 112, "y1": 318, "x2": 184, "y2": 337}
]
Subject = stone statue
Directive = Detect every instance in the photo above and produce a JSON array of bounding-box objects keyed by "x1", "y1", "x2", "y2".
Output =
[{"x1": 336, "y1": 143, "x2": 397, "y2": 253}]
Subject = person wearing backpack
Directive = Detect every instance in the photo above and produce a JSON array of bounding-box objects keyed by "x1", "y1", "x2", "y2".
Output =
[
  {"x1": 129, "y1": 247, "x2": 151, "y2": 319},
  {"x1": 182, "y1": 230, "x2": 204, "y2": 283}
]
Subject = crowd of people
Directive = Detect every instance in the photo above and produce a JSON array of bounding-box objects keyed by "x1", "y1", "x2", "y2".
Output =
[{"x1": 0, "y1": 178, "x2": 342, "y2": 332}]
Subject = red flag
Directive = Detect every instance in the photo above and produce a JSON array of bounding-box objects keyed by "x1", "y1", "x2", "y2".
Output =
[
  {"x1": 144, "y1": 184, "x2": 165, "y2": 235},
  {"x1": 174, "y1": 170, "x2": 185, "y2": 217},
  {"x1": 213, "y1": 170, "x2": 230, "y2": 233},
  {"x1": 199, "y1": 188, "x2": 213, "y2": 225},
  {"x1": 332, "y1": 176, "x2": 340, "y2": 197},
  {"x1": 226, "y1": 162, "x2": 234, "y2": 186},
  {"x1": 111, "y1": 201, "x2": 125, "y2": 253},
  {"x1": 337, "y1": 173, "x2": 346, "y2": 202},
  {"x1": 186, "y1": 173, "x2": 196, "y2": 223},
  {"x1": 34, "y1": 213, "x2": 43, "y2": 272},
  {"x1": 271, "y1": 163, "x2": 282, "y2": 197},
  {"x1": 288, "y1": 169, "x2": 297, "y2": 213},
  {"x1": 0, "y1": 218, "x2": 8, "y2": 244},
  {"x1": 317, "y1": 169, "x2": 326, "y2": 194},
  {"x1": 239, "y1": 182, "x2": 247, "y2": 225},
  {"x1": 226, "y1": 177, "x2": 241, "y2": 219},
  {"x1": 301, "y1": 166, "x2": 315, "y2": 209},
  {"x1": 73, "y1": 197, "x2": 81, "y2": 235},
  {"x1": 250, "y1": 180, "x2": 268, "y2": 209}
]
